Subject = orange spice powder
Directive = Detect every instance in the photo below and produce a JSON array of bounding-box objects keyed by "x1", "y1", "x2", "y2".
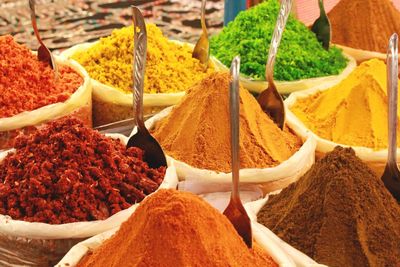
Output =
[
  {"x1": 152, "y1": 72, "x2": 302, "y2": 172},
  {"x1": 77, "y1": 189, "x2": 278, "y2": 267}
]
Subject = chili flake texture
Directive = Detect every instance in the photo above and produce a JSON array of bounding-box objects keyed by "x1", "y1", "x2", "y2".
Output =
[
  {"x1": 0, "y1": 117, "x2": 166, "y2": 224},
  {"x1": 0, "y1": 35, "x2": 83, "y2": 118}
]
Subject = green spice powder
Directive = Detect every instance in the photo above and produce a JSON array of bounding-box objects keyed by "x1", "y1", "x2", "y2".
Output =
[{"x1": 210, "y1": 0, "x2": 348, "y2": 81}]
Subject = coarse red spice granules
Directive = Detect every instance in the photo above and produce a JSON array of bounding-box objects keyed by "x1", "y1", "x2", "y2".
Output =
[
  {"x1": 0, "y1": 117, "x2": 166, "y2": 224},
  {"x1": 0, "y1": 35, "x2": 83, "y2": 118}
]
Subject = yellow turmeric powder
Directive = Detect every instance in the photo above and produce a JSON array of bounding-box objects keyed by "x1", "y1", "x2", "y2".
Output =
[
  {"x1": 152, "y1": 72, "x2": 302, "y2": 172},
  {"x1": 291, "y1": 59, "x2": 400, "y2": 150},
  {"x1": 71, "y1": 24, "x2": 214, "y2": 94}
]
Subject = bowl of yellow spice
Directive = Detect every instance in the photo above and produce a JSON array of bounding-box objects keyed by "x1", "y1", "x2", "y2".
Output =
[
  {"x1": 286, "y1": 59, "x2": 400, "y2": 177},
  {"x1": 61, "y1": 24, "x2": 214, "y2": 126}
]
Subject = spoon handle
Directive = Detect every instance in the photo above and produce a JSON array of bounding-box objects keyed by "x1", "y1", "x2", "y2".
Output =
[
  {"x1": 29, "y1": 0, "x2": 45, "y2": 48},
  {"x1": 200, "y1": 0, "x2": 208, "y2": 36},
  {"x1": 132, "y1": 6, "x2": 147, "y2": 131},
  {"x1": 230, "y1": 56, "x2": 240, "y2": 200},
  {"x1": 265, "y1": 0, "x2": 292, "y2": 83},
  {"x1": 387, "y1": 33, "x2": 399, "y2": 169}
]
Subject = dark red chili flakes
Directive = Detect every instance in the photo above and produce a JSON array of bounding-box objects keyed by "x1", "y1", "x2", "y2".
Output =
[{"x1": 0, "y1": 117, "x2": 166, "y2": 224}]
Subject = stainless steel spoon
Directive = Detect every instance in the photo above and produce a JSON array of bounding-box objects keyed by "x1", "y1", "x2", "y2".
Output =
[
  {"x1": 192, "y1": 0, "x2": 209, "y2": 64},
  {"x1": 29, "y1": 0, "x2": 58, "y2": 78},
  {"x1": 126, "y1": 6, "x2": 167, "y2": 169},
  {"x1": 223, "y1": 56, "x2": 252, "y2": 248},
  {"x1": 311, "y1": 0, "x2": 331, "y2": 50},
  {"x1": 381, "y1": 33, "x2": 400, "y2": 202},
  {"x1": 257, "y1": 0, "x2": 292, "y2": 130}
]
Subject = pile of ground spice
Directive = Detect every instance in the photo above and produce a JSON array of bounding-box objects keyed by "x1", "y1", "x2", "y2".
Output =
[
  {"x1": 210, "y1": 0, "x2": 347, "y2": 81},
  {"x1": 328, "y1": 0, "x2": 400, "y2": 53},
  {"x1": 0, "y1": 117, "x2": 165, "y2": 224},
  {"x1": 72, "y1": 24, "x2": 214, "y2": 94},
  {"x1": 0, "y1": 35, "x2": 83, "y2": 119},
  {"x1": 77, "y1": 189, "x2": 277, "y2": 267},
  {"x1": 258, "y1": 147, "x2": 400, "y2": 267},
  {"x1": 152, "y1": 72, "x2": 302, "y2": 173},
  {"x1": 291, "y1": 59, "x2": 400, "y2": 150}
]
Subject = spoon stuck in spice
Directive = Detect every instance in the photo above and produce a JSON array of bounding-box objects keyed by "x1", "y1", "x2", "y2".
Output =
[
  {"x1": 381, "y1": 33, "x2": 400, "y2": 202},
  {"x1": 311, "y1": 0, "x2": 331, "y2": 50},
  {"x1": 223, "y1": 56, "x2": 252, "y2": 248},
  {"x1": 257, "y1": 0, "x2": 292, "y2": 130},
  {"x1": 126, "y1": 6, "x2": 167, "y2": 169},
  {"x1": 29, "y1": 0, "x2": 58, "y2": 78},
  {"x1": 192, "y1": 0, "x2": 209, "y2": 64}
]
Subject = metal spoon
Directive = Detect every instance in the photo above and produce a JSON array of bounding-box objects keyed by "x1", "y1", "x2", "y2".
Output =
[
  {"x1": 223, "y1": 56, "x2": 252, "y2": 248},
  {"x1": 311, "y1": 0, "x2": 331, "y2": 50},
  {"x1": 192, "y1": 0, "x2": 209, "y2": 64},
  {"x1": 381, "y1": 33, "x2": 400, "y2": 202},
  {"x1": 257, "y1": 0, "x2": 292, "y2": 130},
  {"x1": 126, "y1": 6, "x2": 167, "y2": 169},
  {"x1": 29, "y1": 0, "x2": 58, "y2": 78}
]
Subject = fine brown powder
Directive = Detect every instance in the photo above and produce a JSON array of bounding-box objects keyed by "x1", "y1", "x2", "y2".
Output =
[
  {"x1": 328, "y1": 0, "x2": 400, "y2": 53},
  {"x1": 152, "y1": 72, "x2": 301, "y2": 173},
  {"x1": 258, "y1": 147, "x2": 400, "y2": 267}
]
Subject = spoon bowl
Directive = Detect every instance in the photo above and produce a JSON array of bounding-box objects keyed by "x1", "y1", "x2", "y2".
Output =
[
  {"x1": 381, "y1": 33, "x2": 400, "y2": 202},
  {"x1": 192, "y1": 0, "x2": 209, "y2": 64},
  {"x1": 257, "y1": 0, "x2": 292, "y2": 129},
  {"x1": 29, "y1": 0, "x2": 58, "y2": 78},
  {"x1": 127, "y1": 6, "x2": 167, "y2": 169},
  {"x1": 223, "y1": 56, "x2": 252, "y2": 248},
  {"x1": 311, "y1": 0, "x2": 331, "y2": 50}
]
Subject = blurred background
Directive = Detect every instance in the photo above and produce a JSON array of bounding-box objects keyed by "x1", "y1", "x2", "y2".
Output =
[{"x1": 1, "y1": 0, "x2": 400, "y2": 52}]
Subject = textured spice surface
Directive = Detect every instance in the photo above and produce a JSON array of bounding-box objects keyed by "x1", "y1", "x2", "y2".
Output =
[
  {"x1": 210, "y1": 0, "x2": 347, "y2": 81},
  {"x1": 328, "y1": 0, "x2": 400, "y2": 53},
  {"x1": 0, "y1": 117, "x2": 165, "y2": 224},
  {"x1": 77, "y1": 189, "x2": 277, "y2": 267},
  {"x1": 152, "y1": 72, "x2": 302, "y2": 172},
  {"x1": 291, "y1": 59, "x2": 400, "y2": 150},
  {"x1": 72, "y1": 24, "x2": 213, "y2": 94},
  {"x1": 0, "y1": 35, "x2": 83, "y2": 119},
  {"x1": 258, "y1": 147, "x2": 400, "y2": 267}
]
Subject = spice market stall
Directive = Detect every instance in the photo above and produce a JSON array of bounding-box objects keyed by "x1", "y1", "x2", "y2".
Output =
[{"x1": 0, "y1": 0, "x2": 399, "y2": 267}]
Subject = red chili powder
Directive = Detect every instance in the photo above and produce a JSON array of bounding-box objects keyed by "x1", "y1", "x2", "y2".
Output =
[
  {"x1": 0, "y1": 35, "x2": 83, "y2": 118},
  {"x1": 0, "y1": 117, "x2": 166, "y2": 224}
]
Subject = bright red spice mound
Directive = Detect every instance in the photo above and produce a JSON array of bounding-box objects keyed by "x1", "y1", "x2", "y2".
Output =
[
  {"x1": 0, "y1": 117, "x2": 166, "y2": 224},
  {"x1": 0, "y1": 35, "x2": 83, "y2": 118}
]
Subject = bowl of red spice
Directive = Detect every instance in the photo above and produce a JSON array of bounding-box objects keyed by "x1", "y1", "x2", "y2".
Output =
[
  {"x1": 0, "y1": 35, "x2": 92, "y2": 150},
  {"x1": 0, "y1": 117, "x2": 178, "y2": 266}
]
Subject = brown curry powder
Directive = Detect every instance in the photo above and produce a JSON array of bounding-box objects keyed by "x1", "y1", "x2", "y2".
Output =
[
  {"x1": 77, "y1": 189, "x2": 278, "y2": 267},
  {"x1": 258, "y1": 147, "x2": 400, "y2": 267},
  {"x1": 152, "y1": 72, "x2": 301, "y2": 172},
  {"x1": 328, "y1": 0, "x2": 400, "y2": 53}
]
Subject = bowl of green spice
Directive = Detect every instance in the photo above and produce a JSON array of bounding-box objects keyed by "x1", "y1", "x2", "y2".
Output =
[{"x1": 210, "y1": 0, "x2": 356, "y2": 94}]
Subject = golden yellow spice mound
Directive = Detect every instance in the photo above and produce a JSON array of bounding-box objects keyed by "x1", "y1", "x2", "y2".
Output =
[
  {"x1": 291, "y1": 59, "x2": 400, "y2": 150},
  {"x1": 152, "y1": 72, "x2": 302, "y2": 173},
  {"x1": 72, "y1": 24, "x2": 214, "y2": 94}
]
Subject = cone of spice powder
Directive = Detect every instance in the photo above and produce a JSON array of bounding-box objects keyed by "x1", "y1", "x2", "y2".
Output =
[
  {"x1": 152, "y1": 72, "x2": 302, "y2": 173},
  {"x1": 327, "y1": 0, "x2": 400, "y2": 62},
  {"x1": 257, "y1": 147, "x2": 400, "y2": 267},
  {"x1": 75, "y1": 189, "x2": 278, "y2": 267}
]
